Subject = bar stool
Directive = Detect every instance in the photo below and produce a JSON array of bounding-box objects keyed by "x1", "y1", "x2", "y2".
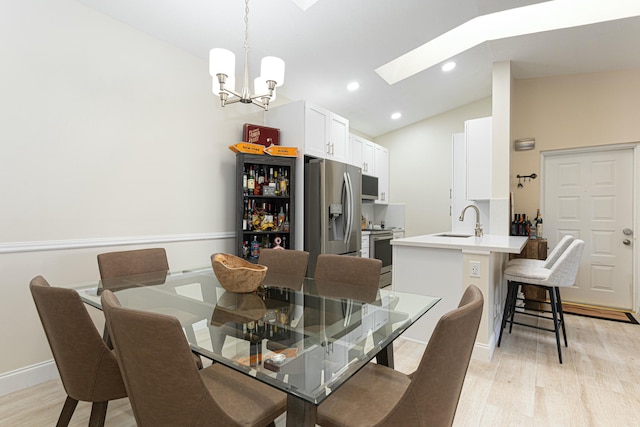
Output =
[
  {"x1": 506, "y1": 235, "x2": 574, "y2": 268},
  {"x1": 498, "y1": 239, "x2": 584, "y2": 363}
]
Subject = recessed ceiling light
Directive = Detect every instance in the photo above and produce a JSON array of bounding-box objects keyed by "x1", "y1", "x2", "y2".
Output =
[
  {"x1": 347, "y1": 81, "x2": 360, "y2": 91},
  {"x1": 391, "y1": 112, "x2": 402, "y2": 120},
  {"x1": 442, "y1": 61, "x2": 456, "y2": 72}
]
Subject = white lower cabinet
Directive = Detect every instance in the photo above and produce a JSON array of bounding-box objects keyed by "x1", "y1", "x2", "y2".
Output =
[{"x1": 361, "y1": 233, "x2": 370, "y2": 258}]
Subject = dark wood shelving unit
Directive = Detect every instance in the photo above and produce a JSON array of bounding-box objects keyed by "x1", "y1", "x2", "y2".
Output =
[{"x1": 235, "y1": 153, "x2": 295, "y2": 259}]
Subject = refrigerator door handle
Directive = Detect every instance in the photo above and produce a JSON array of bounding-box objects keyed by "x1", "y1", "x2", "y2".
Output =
[{"x1": 343, "y1": 172, "x2": 354, "y2": 247}]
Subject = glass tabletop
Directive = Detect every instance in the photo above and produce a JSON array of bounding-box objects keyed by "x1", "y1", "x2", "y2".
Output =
[{"x1": 69, "y1": 268, "x2": 440, "y2": 406}]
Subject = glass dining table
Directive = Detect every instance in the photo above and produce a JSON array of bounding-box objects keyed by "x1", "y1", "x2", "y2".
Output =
[{"x1": 67, "y1": 268, "x2": 440, "y2": 427}]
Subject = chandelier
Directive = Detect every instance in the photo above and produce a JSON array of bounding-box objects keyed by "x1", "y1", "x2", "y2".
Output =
[{"x1": 209, "y1": 0, "x2": 285, "y2": 111}]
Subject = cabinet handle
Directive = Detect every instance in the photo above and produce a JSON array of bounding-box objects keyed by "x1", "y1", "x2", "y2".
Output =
[
  {"x1": 326, "y1": 142, "x2": 331, "y2": 155},
  {"x1": 331, "y1": 143, "x2": 335, "y2": 155}
]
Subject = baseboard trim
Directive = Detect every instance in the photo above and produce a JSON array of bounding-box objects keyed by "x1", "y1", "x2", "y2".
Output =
[
  {"x1": 0, "y1": 232, "x2": 234, "y2": 254},
  {"x1": 0, "y1": 360, "x2": 59, "y2": 397}
]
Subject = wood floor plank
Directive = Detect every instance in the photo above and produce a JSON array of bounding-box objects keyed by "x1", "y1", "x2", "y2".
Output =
[{"x1": 2, "y1": 313, "x2": 639, "y2": 426}]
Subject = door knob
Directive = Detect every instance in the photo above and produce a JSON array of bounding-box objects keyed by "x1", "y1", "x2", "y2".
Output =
[
  {"x1": 623, "y1": 228, "x2": 633, "y2": 236},
  {"x1": 623, "y1": 239, "x2": 631, "y2": 245}
]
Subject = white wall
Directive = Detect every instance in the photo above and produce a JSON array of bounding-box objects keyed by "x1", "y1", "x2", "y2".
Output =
[
  {"x1": 0, "y1": 0, "x2": 268, "y2": 386},
  {"x1": 375, "y1": 97, "x2": 492, "y2": 237}
]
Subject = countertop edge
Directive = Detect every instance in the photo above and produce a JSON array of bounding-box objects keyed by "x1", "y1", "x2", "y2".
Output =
[{"x1": 391, "y1": 234, "x2": 528, "y2": 254}]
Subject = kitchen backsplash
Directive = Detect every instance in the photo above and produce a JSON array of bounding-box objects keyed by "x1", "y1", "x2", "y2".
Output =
[{"x1": 362, "y1": 203, "x2": 405, "y2": 229}]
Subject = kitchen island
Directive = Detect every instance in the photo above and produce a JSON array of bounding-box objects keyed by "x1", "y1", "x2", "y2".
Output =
[{"x1": 391, "y1": 233, "x2": 528, "y2": 362}]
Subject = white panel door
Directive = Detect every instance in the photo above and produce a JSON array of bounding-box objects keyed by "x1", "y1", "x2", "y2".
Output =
[{"x1": 543, "y1": 148, "x2": 634, "y2": 309}]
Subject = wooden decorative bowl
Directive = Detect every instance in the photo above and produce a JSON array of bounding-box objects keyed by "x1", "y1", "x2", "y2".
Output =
[{"x1": 211, "y1": 253, "x2": 267, "y2": 293}]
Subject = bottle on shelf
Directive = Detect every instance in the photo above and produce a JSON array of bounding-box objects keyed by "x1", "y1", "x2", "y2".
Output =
[
  {"x1": 243, "y1": 200, "x2": 248, "y2": 231},
  {"x1": 242, "y1": 241, "x2": 249, "y2": 259},
  {"x1": 524, "y1": 214, "x2": 531, "y2": 237},
  {"x1": 242, "y1": 167, "x2": 248, "y2": 196},
  {"x1": 250, "y1": 236, "x2": 260, "y2": 259},
  {"x1": 281, "y1": 169, "x2": 288, "y2": 196},
  {"x1": 283, "y1": 203, "x2": 290, "y2": 232},
  {"x1": 278, "y1": 206, "x2": 285, "y2": 230},
  {"x1": 535, "y1": 209, "x2": 543, "y2": 239},
  {"x1": 247, "y1": 166, "x2": 255, "y2": 195},
  {"x1": 511, "y1": 214, "x2": 518, "y2": 236}
]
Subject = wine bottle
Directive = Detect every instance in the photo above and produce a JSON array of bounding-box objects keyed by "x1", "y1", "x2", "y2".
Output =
[
  {"x1": 511, "y1": 214, "x2": 518, "y2": 236},
  {"x1": 247, "y1": 165, "x2": 255, "y2": 195},
  {"x1": 243, "y1": 199, "x2": 248, "y2": 231},
  {"x1": 535, "y1": 209, "x2": 543, "y2": 239}
]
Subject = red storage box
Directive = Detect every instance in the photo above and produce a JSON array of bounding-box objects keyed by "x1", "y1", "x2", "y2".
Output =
[{"x1": 243, "y1": 123, "x2": 280, "y2": 147}]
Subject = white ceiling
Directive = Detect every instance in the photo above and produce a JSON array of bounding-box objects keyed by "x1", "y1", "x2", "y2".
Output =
[{"x1": 76, "y1": 0, "x2": 640, "y2": 137}]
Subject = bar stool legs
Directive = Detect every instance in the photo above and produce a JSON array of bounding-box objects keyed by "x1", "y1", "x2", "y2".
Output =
[{"x1": 498, "y1": 281, "x2": 567, "y2": 363}]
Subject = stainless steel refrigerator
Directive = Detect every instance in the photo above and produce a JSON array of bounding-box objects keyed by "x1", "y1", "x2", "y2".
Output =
[{"x1": 304, "y1": 157, "x2": 362, "y2": 276}]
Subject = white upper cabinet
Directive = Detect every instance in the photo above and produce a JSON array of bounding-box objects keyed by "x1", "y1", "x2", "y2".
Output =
[
  {"x1": 349, "y1": 134, "x2": 375, "y2": 176},
  {"x1": 374, "y1": 144, "x2": 389, "y2": 204},
  {"x1": 328, "y1": 111, "x2": 349, "y2": 163},
  {"x1": 266, "y1": 100, "x2": 348, "y2": 162},
  {"x1": 465, "y1": 116, "x2": 492, "y2": 200}
]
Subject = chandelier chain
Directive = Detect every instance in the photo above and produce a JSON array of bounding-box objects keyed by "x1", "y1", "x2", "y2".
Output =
[{"x1": 244, "y1": 0, "x2": 250, "y2": 53}]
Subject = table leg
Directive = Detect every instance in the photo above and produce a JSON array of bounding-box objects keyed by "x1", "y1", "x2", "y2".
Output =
[
  {"x1": 286, "y1": 395, "x2": 317, "y2": 427},
  {"x1": 375, "y1": 343, "x2": 394, "y2": 368}
]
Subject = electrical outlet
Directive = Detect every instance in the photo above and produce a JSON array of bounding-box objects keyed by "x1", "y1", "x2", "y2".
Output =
[{"x1": 469, "y1": 261, "x2": 480, "y2": 277}]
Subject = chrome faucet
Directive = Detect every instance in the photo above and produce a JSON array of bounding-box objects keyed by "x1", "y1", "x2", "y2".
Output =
[{"x1": 459, "y1": 205, "x2": 483, "y2": 237}]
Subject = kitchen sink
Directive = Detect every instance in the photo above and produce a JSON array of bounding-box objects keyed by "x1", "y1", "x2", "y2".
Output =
[{"x1": 434, "y1": 233, "x2": 472, "y2": 238}]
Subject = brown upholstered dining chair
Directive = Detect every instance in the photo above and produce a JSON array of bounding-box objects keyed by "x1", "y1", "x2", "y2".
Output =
[
  {"x1": 98, "y1": 247, "x2": 203, "y2": 369},
  {"x1": 101, "y1": 289, "x2": 287, "y2": 427},
  {"x1": 258, "y1": 248, "x2": 310, "y2": 290},
  {"x1": 314, "y1": 254, "x2": 381, "y2": 289},
  {"x1": 29, "y1": 276, "x2": 127, "y2": 427},
  {"x1": 97, "y1": 247, "x2": 169, "y2": 280},
  {"x1": 316, "y1": 285, "x2": 484, "y2": 427}
]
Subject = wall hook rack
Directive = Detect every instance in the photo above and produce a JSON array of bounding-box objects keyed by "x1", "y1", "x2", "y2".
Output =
[{"x1": 516, "y1": 173, "x2": 537, "y2": 188}]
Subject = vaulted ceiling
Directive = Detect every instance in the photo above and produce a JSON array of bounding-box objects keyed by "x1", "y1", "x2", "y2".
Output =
[{"x1": 77, "y1": 0, "x2": 640, "y2": 137}]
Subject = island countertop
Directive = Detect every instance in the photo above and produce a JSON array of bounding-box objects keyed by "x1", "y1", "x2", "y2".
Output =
[{"x1": 391, "y1": 233, "x2": 528, "y2": 254}]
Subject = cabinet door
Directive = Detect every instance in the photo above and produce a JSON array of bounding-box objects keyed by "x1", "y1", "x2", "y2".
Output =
[
  {"x1": 349, "y1": 134, "x2": 363, "y2": 168},
  {"x1": 374, "y1": 145, "x2": 389, "y2": 204},
  {"x1": 362, "y1": 140, "x2": 375, "y2": 176},
  {"x1": 304, "y1": 103, "x2": 330, "y2": 159},
  {"x1": 465, "y1": 116, "x2": 492, "y2": 200},
  {"x1": 329, "y1": 112, "x2": 349, "y2": 163}
]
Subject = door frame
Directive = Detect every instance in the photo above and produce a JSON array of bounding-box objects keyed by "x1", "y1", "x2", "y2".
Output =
[{"x1": 540, "y1": 142, "x2": 639, "y2": 312}]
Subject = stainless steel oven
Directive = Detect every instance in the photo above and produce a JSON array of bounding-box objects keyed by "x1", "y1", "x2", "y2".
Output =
[{"x1": 370, "y1": 231, "x2": 393, "y2": 287}]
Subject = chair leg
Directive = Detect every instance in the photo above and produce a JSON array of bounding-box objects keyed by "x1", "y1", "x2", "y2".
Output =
[
  {"x1": 508, "y1": 283, "x2": 519, "y2": 333},
  {"x1": 56, "y1": 396, "x2": 78, "y2": 427},
  {"x1": 555, "y1": 287, "x2": 568, "y2": 347},
  {"x1": 498, "y1": 281, "x2": 516, "y2": 347},
  {"x1": 548, "y1": 289, "x2": 563, "y2": 364},
  {"x1": 88, "y1": 401, "x2": 108, "y2": 427}
]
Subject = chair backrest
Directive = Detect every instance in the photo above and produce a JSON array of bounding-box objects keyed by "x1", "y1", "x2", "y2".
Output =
[
  {"x1": 547, "y1": 239, "x2": 585, "y2": 288},
  {"x1": 382, "y1": 285, "x2": 483, "y2": 426},
  {"x1": 97, "y1": 248, "x2": 169, "y2": 280},
  {"x1": 314, "y1": 254, "x2": 382, "y2": 289},
  {"x1": 258, "y1": 248, "x2": 309, "y2": 278},
  {"x1": 29, "y1": 276, "x2": 126, "y2": 402},
  {"x1": 101, "y1": 290, "x2": 236, "y2": 426},
  {"x1": 258, "y1": 249, "x2": 310, "y2": 290},
  {"x1": 543, "y1": 235, "x2": 574, "y2": 268}
]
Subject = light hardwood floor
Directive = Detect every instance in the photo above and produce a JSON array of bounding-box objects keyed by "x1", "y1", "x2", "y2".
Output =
[{"x1": 2, "y1": 313, "x2": 639, "y2": 426}]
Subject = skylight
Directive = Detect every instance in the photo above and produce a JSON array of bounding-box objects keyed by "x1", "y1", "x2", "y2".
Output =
[{"x1": 376, "y1": 0, "x2": 640, "y2": 85}]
